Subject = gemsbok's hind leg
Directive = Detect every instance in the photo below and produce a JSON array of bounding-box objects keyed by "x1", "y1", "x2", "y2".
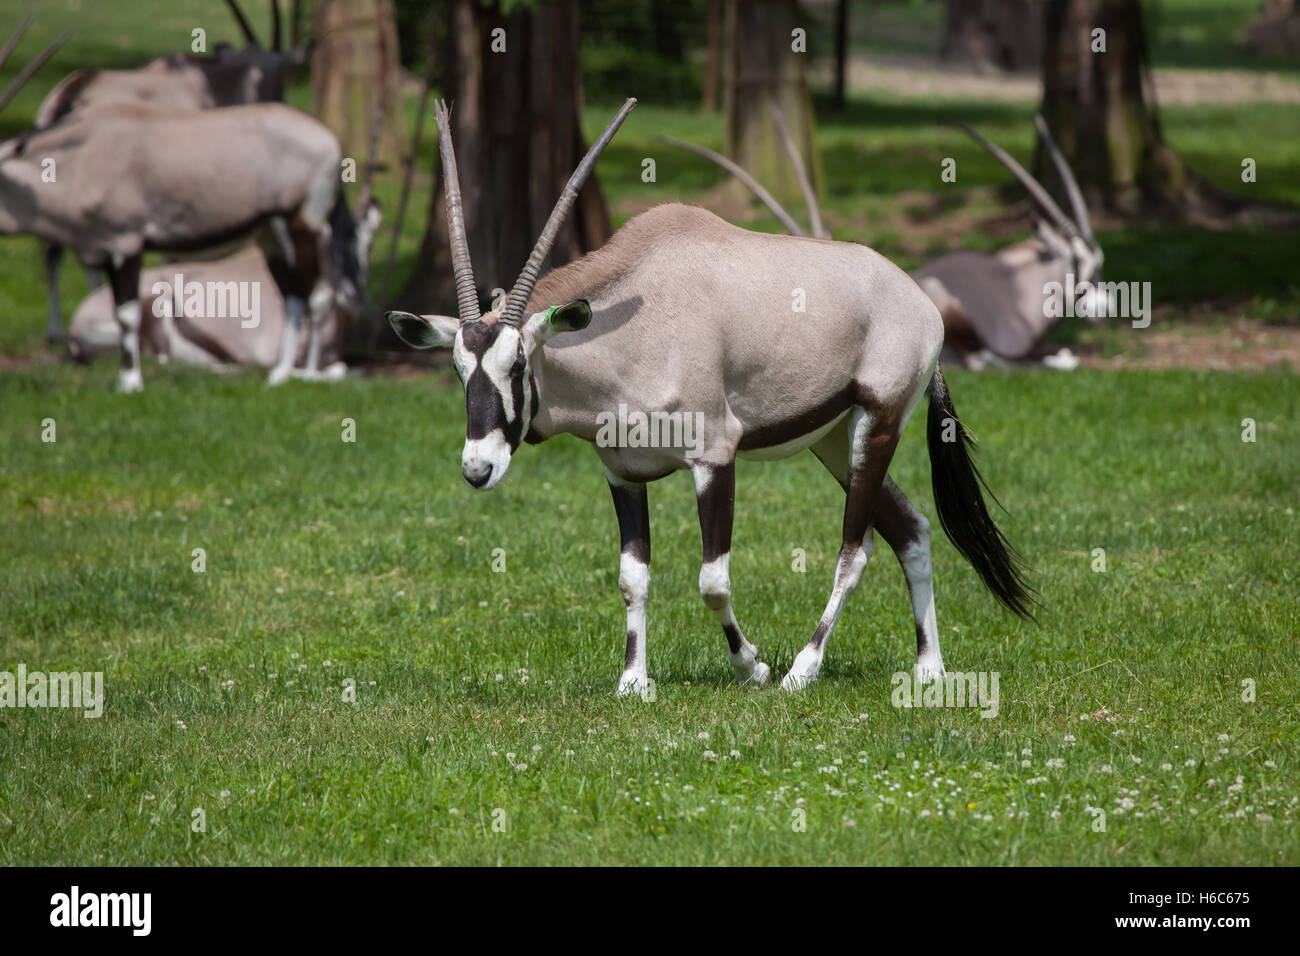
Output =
[
  {"x1": 783, "y1": 408, "x2": 899, "y2": 691},
  {"x1": 44, "y1": 244, "x2": 64, "y2": 342},
  {"x1": 811, "y1": 432, "x2": 945, "y2": 683},
  {"x1": 105, "y1": 254, "x2": 144, "y2": 394},
  {"x1": 873, "y1": 479, "x2": 945, "y2": 682},
  {"x1": 608, "y1": 475, "x2": 652, "y2": 697},
  {"x1": 692, "y1": 462, "x2": 771, "y2": 686}
]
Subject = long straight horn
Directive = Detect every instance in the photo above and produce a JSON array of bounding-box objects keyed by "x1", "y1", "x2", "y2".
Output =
[
  {"x1": 434, "y1": 100, "x2": 481, "y2": 324},
  {"x1": 656, "y1": 133, "x2": 806, "y2": 237},
  {"x1": 770, "y1": 101, "x2": 827, "y2": 239},
  {"x1": 224, "y1": 0, "x2": 262, "y2": 46},
  {"x1": 1035, "y1": 114, "x2": 1095, "y2": 245},
  {"x1": 952, "y1": 119, "x2": 1078, "y2": 240},
  {"x1": 0, "y1": 27, "x2": 71, "y2": 115},
  {"x1": 270, "y1": 0, "x2": 282, "y2": 51},
  {"x1": 500, "y1": 98, "x2": 637, "y2": 326},
  {"x1": 0, "y1": 14, "x2": 34, "y2": 76}
]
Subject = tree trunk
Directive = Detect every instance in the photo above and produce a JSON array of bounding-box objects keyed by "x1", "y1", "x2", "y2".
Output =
[
  {"x1": 723, "y1": 0, "x2": 820, "y2": 205},
  {"x1": 703, "y1": 0, "x2": 722, "y2": 111},
  {"x1": 396, "y1": 0, "x2": 612, "y2": 315},
  {"x1": 832, "y1": 0, "x2": 849, "y2": 110},
  {"x1": 942, "y1": 0, "x2": 1042, "y2": 72},
  {"x1": 1038, "y1": 0, "x2": 1190, "y2": 215},
  {"x1": 311, "y1": 0, "x2": 407, "y2": 174}
]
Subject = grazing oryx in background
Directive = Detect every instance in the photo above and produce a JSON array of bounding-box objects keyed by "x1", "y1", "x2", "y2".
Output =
[
  {"x1": 35, "y1": 0, "x2": 310, "y2": 341},
  {"x1": 387, "y1": 99, "x2": 1034, "y2": 696},
  {"x1": 0, "y1": 91, "x2": 351, "y2": 391},
  {"x1": 67, "y1": 201, "x2": 382, "y2": 374},
  {"x1": 662, "y1": 109, "x2": 1105, "y2": 371}
]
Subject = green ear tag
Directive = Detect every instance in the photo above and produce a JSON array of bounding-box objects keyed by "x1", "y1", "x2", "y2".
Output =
[{"x1": 544, "y1": 305, "x2": 559, "y2": 328}]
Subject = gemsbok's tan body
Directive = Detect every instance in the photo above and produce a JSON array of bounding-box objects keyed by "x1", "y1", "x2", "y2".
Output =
[{"x1": 387, "y1": 100, "x2": 1033, "y2": 696}]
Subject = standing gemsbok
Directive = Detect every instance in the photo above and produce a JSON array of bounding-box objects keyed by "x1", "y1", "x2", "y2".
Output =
[{"x1": 388, "y1": 99, "x2": 1034, "y2": 694}]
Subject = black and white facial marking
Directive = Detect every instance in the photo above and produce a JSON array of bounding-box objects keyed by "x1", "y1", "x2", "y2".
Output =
[
  {"x1": 1035, "y1": 219, "x2": 1110, "y2": 321},
  {"x1": 453, "y1": 319, "x2": 533, "y2": 489},
  {"x1": 386, "y1": 299, "x2": 591, "y2": 492}
]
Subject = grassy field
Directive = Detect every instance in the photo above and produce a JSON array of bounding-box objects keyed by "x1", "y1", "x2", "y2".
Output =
[
  {"x1": 1, "y1": 362, "x2": 1297, "y2": 864},
  {"x1": 0, "y1": 0, "x2": 1297, "y2": 865}
]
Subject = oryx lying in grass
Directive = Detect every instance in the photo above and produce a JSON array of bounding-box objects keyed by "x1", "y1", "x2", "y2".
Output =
[
  {"x1": 662, "y1": 110, "x2": 1106, "y2": 371},
  {"x1": 66, "y1": 197, "x2": 380, "y2": 373},
  {"x1": 386, "y1": 99, "x2": 1033, "y2": 695},
  {"x1": 0, "y1": 97, "x2": 351, "y2": 391},
  {"x1": 35, "y1": 0, "x2": 309, "y2": 341}
]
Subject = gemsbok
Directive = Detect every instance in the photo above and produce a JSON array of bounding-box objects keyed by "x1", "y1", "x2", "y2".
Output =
[
  {"x1": 663, "y1": 109, "x2": 1106, "y2": 371},
  {"x1": 66, "y1": 200, "x2": 382, "y2": 374},
  {"x1": 35, "y1": 0, "x2": 310, "y2": 341},
  {"x1": 0, "y1": 97, "x2": 354, "y2": 390},
  {"x1": 388, "y1": 100, "x2": 1033, "y2": 695}
]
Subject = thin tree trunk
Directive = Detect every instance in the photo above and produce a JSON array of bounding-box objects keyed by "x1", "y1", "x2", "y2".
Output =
[
  {"x1": 832, "y1": 0, "x2": 848, "y2": 110},
  {"x1": 703, "y1": 0, "x2": 722, "y2": 111}
]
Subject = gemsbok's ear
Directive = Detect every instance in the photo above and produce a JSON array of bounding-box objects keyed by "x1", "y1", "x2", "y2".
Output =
[
  {"x1": 525, "y1": 299, "x2": 592, "y2": 345},
  {"x1": 387, "y1": 311, "x2": 458, "y2": 349}
]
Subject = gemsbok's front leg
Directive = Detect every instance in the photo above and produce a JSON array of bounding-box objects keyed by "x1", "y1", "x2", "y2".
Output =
[
  {"x1": 105, "y1": 254, "x2": 144, "y2": 393},
  {"x1": 692, "y1": 462, "x2": 771, "y2": 686},
  {"x1": 783, "y1": 408, "x2": 900, "y2": 691},
  {"x1": 608, "y1": 475, "x2": 651, "y2": 697}
]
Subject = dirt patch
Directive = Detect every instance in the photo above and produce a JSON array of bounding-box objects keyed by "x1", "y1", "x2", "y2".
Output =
[{"x1": 1081, "y1": 318, "x2": 1300, "y2": 371}]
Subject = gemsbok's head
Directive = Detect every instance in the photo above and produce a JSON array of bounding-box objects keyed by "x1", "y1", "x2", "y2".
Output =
[
  {"x1": 387, "y1": 99, "x2": 636, "y2": 490},
  {"x1": 959, "y1": 115, "x2": 1113, "y2": 321},
  {"x1": 220, "y1": 0, "x2": 313, "y2": 103}
]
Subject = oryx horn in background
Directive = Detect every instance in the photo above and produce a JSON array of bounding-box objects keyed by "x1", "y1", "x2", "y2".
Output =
[
  {"x1": 388, "y1": 98, "x2": 1034, "y2": 696},
  {"x1": 35, "y1": 0, "x2": 311, "y2": 342},
  {"x1": 0, "y1": 92, "x2": 353, "y2": 392},
  {"x1": 662, "y1": 108, "x2": 1103, "y2": 371}
]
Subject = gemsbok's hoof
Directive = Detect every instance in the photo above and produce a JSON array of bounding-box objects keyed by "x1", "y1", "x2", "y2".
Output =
[
  {"x1": 265, "y1": 365, "x2": 291, "y2": 386},
  {"x1": 915, "y1": 658, "x2": 947, "y2": 684},
  {"x1": 780, "y1": 647, "x2": 821, "y2": 692},
  {"x1": 616, "y1": 674, "x2": 649, "y2": 698},
  {"x1": 748, "y1": 662, "x2": 772, "y2": 687},
  {"x1": 116, "y1": 369, "x2": 143, "y2": 394}
]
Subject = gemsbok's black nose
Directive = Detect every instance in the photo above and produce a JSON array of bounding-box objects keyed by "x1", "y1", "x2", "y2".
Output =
[{"x1": 463, "y1": 466, "x2": 491, "y2": 488}]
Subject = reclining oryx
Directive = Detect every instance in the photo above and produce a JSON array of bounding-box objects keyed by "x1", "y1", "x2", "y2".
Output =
[
  {"x1": 662, "y1": 110, "x2": 1107, "y2": 371},
  {"x1": 65, "y1": 204, "x2": 379, "y2": 375},
  {"x1": 35, "y1": 0, "x2": 311, "y2": 342},
  {"x1": 388, "y1": 100, "x2": 1033, "y2": 694},
  {"x1": 0, "y1": 22, "x2": 361, "y2": 391}
]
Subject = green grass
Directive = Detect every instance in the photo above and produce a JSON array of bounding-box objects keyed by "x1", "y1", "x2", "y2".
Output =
[{"x1": 0, "y1": 363, "x2": 1296, "y2": 864}]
